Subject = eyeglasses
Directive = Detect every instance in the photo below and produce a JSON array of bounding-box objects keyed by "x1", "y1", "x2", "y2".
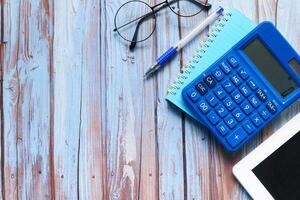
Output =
[{"x1": 113, "y1": 0, "x2": 211, "y2": 51}]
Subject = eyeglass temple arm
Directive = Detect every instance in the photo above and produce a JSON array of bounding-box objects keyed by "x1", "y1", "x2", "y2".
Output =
[
  {"x1": 129, "y1": 3, "x2": 169, "y2": 50},
  {"x1": 129, "y1": 17, "x2": 148, "y2": 50},
  {"x1": 113, "y1": 2, "x2": 167, "y2": 32},
  {"x1": 129, "y1": 0, "x2": 212, "y2": 50}
]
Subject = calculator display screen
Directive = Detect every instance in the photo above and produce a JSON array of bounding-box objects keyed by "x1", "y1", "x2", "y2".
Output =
[
  {"x1": 252, "y1": 131, "x2": 300, "y2": 200},
  {"x1": 242, "y1": 38, "x2": 298, "y2": 97}
]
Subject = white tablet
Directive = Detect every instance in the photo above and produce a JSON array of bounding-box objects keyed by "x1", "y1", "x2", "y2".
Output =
[{"x1": 233, "y1": 113, "x2": 300, "y2": 200}]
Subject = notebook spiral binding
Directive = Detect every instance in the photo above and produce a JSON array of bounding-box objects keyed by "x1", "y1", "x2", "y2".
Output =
[{"x1": 166, "y1": 12, "x2": 233, "y2": 95}]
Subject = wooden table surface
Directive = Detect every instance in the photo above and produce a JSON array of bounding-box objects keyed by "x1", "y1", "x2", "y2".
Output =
[{"x1": 0, "y1": 0, "x2": 299, "y2": 199}]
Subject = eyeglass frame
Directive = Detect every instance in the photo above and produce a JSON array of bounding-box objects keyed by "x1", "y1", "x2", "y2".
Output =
[{"x1": 113, "y1": 0, "x2": 212, "y2": 50}]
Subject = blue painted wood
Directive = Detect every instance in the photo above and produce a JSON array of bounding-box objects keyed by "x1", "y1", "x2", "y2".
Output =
[
  {"x1": 0, "y1": 0, "x2": 299, "y2": 199},
  {"x1": 2, "y1": 0, "x2": 52, "y2": 199},
  {"x1": 155, "y1": 4, "x2": 185, "y2": 200}
]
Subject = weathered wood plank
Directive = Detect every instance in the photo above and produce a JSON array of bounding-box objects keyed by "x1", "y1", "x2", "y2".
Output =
[
  {"x1": 0, "y1": 0, "x2": 8, "y2": 44},
  {"x1": 52, "y1": 0, "x2": 84, "y2": 199},
  {"x1": 2, "y1": 1, "x2": 19, "y2": 198},
  {"x1": 77, "y1": 0, "x2": 106, "y2": 199},
  {"x1": 101, "y1": 0, "x2": 148, "y2": 199},
  {"x1": 277, "y1": 0, "x2": 300, "y2": 53},
  {"x1": 257, "y1": 0, "x2": 276, "y2": 22},
  {"x1": 2, "y1": 0, "x2": 53, "y2": 199},
  {"x1": 0, "y1": 0, "x2": 2, "y2": 42},
  {"x1": 154, "y1": 6, "x2": 185, "y2": 200},
  {"x1": 137, "y1": 0, "x2": 159, "y2": 198},
  {"x1": 100, "y1": 1, "x2": 110, "y2": 199},
  {"x1": 0, "y1": 0, "x2": 4, "y2": 199}
]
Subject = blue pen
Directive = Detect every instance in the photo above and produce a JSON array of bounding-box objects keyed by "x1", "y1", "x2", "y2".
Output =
[{"x1": 144, "y1": 6, "x2": 224, "y2": 78}]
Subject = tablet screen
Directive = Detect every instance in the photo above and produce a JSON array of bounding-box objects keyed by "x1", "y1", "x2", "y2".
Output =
[{"x1": 252, "y1": 131, "x2": 300, "y2": 200}]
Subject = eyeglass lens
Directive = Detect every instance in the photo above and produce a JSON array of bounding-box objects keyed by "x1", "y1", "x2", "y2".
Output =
[{"x1": 114, "y1": 1, "x2": 156, "y2": 43}]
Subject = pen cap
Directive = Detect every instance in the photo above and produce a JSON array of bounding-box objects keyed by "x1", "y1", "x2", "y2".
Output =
[{"x1": 216, "y1": 6, "x2": 224, "y2": 14}]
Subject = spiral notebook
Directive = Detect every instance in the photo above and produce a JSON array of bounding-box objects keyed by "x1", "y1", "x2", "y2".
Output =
[{"x1": 165, "y1": 8, "x2": 256, "y2": 120}]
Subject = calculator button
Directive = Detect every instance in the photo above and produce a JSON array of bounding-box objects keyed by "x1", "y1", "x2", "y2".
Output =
[
  {"x1": 212, "y1": 68, "x2": 225, "y2": 81},
  {"x1": 214, "y1": 86, "x2": 227, "y2": 100},
  {"x1": 224, "y1": 114, "x2": 237, "y2": 129},
  {"x1": 240, "y1": 101, "x2": 254, "y2": 115},
  {"x1": 196, "y1": 82, "x2": 208, "y2": 95},
  {"x1": 198, "y1": 100, "x2": 211, "y2": 114},
  {"x1": 249, "y1": 95, "x2": 261, "y2": 108},
  {"x1": 226, "y1": 128, "x2": 247, "y2": 148},
  {"x1": 205, "y1": 93, "x2": 218, "y2": 107},
  {"x1": 258, "y1": 107, "x2": 271, "y2": 120},
  {"x1": 207, "y1": 111, "x2": 220, "y2": 125},
  {"x1": 247, "y1": 79, "x2": 258, "y2": 90},
  {"x1": 266, "y1": 101, "x2": 277, "y2": 114},
  {"x1": 227, "y1": 56, "x2": 239, "y2": 68},
  {"x1": 239, "y1": 85, "x2": 251, "y2": 97},
  {"x1": 186, "y1": 88, "x2": 200, "y2": 102},
  {"x1": 231, "y1": 90, "x2": 244, "y2": 104},
  {"x1": 256, "y1": 89, "x2": 268, "y2": 102},
  {"x1": 250, "y1": 113, "x2": 264, "y2": 127},
  {"x1": 223, "y1": 97, "x2": 236, "y2": 111},
  {"x1": 237, "y1": 68, "x2": 249, "y2": 79},
  {"x1": 204, "y1": 75, "x2": 217, "y2": 88},
  {"x1": 217, "y1": 122, "x2": 229, "y2": 135},
  {"x1": 222, "y1": 79, "x2": 235, "y2": 93},
  {"x1": 231, "y1": 74, "x2": 242, "y2": 86},
  {"x1": 215, "y1": 104, "x2": 228, "y2": 118},
  {"x1": 220, "y1": 61, "x2": 232, "y2": 74},
  {"x1": 243, "y1": 120, "x2": 255, "y2": 134},
  {"x1": 232, "y1": 108, "x2": 245, "y2": 122}
]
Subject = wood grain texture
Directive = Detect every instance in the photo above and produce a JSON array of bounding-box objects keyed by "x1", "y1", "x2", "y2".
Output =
[
  {"x1": 2, "y1": 0, "x2": 52, "y2": 199},
  {"x1": 102, "y1": 0, "x2": 144, "y2": 199},
  {"x1": 155, "y1": 6, "x2": 185, "y2": 200},
  {"x1": 77, "y1": 1, "x2": 105, "y2": 200},
  {"x1": 0, "y1": 0, "x2": 299, "y2": 199},
  {"x1": 0, "y1": 1, "x2": 3, "y2": 199}
]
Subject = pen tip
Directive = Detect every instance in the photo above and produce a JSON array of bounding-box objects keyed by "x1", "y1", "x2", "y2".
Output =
[{"x1": 144, "y1": 63, "x2": 160, "y2": 79}]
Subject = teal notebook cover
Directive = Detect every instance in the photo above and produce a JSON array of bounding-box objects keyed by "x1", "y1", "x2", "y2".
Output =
[{"x1": 165, "y1": 8, "x2": 256, "y2": 120}]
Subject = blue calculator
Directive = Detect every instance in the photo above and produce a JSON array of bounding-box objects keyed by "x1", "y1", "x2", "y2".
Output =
[{"x1": 182, "y1": 22, "x2": 300, "y2": 152}]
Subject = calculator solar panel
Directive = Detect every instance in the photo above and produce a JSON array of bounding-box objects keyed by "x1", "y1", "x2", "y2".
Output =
[{"x1": 182, "y1": 22, "x2": 300, "y2": 152}]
